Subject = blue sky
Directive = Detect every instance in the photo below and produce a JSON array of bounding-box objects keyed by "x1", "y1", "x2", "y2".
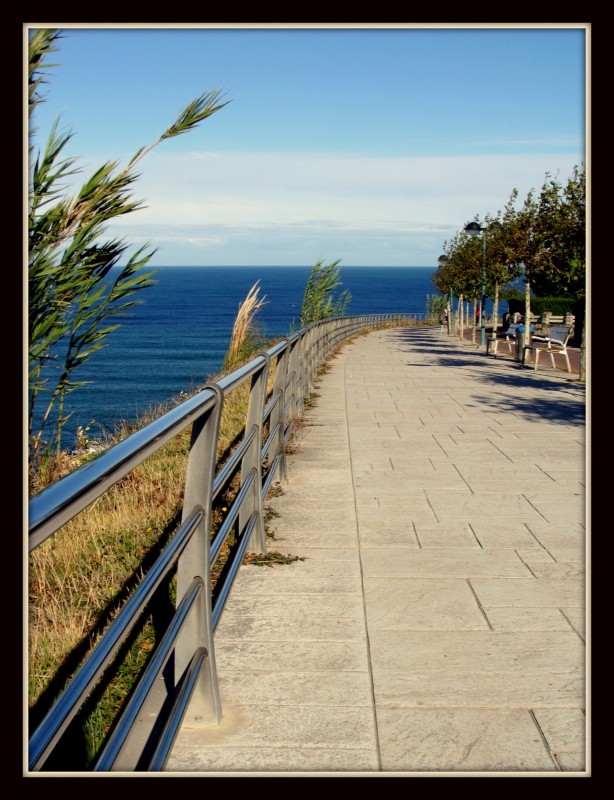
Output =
[{"x1": 26, "y1": 23, "x2": 588, "y2": 267}]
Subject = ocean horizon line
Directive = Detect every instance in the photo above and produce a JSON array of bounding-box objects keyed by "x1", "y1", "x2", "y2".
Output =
[
  {"x1": 32, "y1": 265, "x2": 441, "y2": 443},
  {"x1": 125, "y1": 264, "x2": 437, "y2": 270}
]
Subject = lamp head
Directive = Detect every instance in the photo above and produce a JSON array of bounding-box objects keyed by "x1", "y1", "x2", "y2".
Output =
[{"x1": 464, "y1": 221, "x2": 482, "y2": 237}]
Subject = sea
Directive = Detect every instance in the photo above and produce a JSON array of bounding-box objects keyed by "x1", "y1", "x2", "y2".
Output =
[{"x1": 31, "y1": 265, "x2": 453, "y2": 448}]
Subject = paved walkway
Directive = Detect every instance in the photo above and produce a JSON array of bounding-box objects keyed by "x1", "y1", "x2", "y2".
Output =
[{"x1": 166, "y1": 326, "x2": 588, "y2": 776}]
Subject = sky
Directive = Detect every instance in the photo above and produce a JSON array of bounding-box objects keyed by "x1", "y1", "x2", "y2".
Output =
[{"x1": 26, "y1": 23, "x2": 588, "y2": 268}]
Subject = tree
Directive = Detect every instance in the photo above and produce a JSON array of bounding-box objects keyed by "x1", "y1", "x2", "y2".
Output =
[
  {"x1": 497, "y1": 168, "x2": 586, "y2": 346},
  {"x1": 527, "y1": 167, "x2": 586, "y2": 299},
  {"x1": 433, "y1": 165, "x2": 585, "y2": 364},
  {"x1": 433, "y1": 230, "x2": 484, "y2": 341},
  {"x1": 298, "y1": 259, "x2": 351, "y2": 326},
  {"x1": 28, "y1": 29, "x2": 229, "y2": 460}
]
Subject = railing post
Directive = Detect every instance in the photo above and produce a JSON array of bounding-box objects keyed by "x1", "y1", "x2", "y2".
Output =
[
  {"x1": 308, "y1": 324, "x2": 318, "y2": 391},
  {"x1": 302, "y1": 327, "x2": 314, "y2": 399},
  {"x1": 269, "y1": 343, "x2": 290, "y2": 483},
  {"x1": 239, "y1": 355, "x2": 270, "y2": 554},
  {"x1": 320, "y1": 320, "x2": 329, "y2": 363},
  {"x1": 175, "y1": 385, "x2": 224, "y2": 726},
  {"x1": 294, "y1": 332, "x2": 306, "y2": 419},
  {"x1": 290, "y1": 332, "x2": 305, "y2": 418}
]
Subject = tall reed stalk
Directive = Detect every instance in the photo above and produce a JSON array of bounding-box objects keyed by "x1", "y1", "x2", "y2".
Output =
[{"x1": 222, "y1": 282, "x2": 267, "y2": 373}]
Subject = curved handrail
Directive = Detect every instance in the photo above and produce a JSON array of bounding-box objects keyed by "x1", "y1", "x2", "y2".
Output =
[{"x1": 27, "y1": 312, "x2": 425, "y2": 771}]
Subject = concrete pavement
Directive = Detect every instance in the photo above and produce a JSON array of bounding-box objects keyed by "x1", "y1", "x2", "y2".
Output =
[{"x1": 166, "y1": 326, "x2": 588, "y2": 776}]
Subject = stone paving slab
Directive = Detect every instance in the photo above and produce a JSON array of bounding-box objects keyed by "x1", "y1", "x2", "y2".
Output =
[
  {"x1": 466, "y1": 522, "x2": 552, "y2": 549},
  {"x1": 355, "y1": 477, "x2": 470, "y2": 492},
  {"x1": 167, "y1": 326, "x2": 587, "y2": 776},
  {"x1": 362, "y1": 577, "x2": 489, "y2": 630},
  {"x1": 267, "y1": 544, "x2": 360, "y2": 561},
  {"x1": 168, "y1": 745, "x2": 380, "y2": 773},
  {"x1": 212, "y1": 639, "x2": 369, "y2": 673},
  {"x1": 505, "y1": 447, "x2": 586, "y2": 463},
  {"x1": 219, "y1": 591, "x2": 364, "y2": 619},
  {"x1": 413, "y1": 522, "x2": 482, "y2": 548},
  {"x1": 361, "y1": 549, "x2": 532, "y2": 578},
  {"x1": 215, "y1": 612, "x2": 367, "y2": 641},
  {"x1": 372, "y1": 670, "x2": 585, "y2": 708},
  {"x1": 172, "y1": 704, "x2": 378, "y2": 750},
  {"x1": 557, "y1": 607, "x2": 586, "y2": 639},
  {"x1": 425, "y1": 491, "x2": 550, "y2": 521},
  {"x1": 355, "y1": 462, "x2": 464, "y2": 479},
  {"x1": 353, "y1": 528, "x2": 420, "y2": 547},
  {"x1": 368, "y1": 629, "x2": 583, "y2": 673},
  {"x1": 218, "y1": 572, "x2": 361, "y2": 595},
  {"x1": 467, "y1": 480, "x2": 585, "y2": 495},
  {"x1": 358, "y1": 506, "x2": 439, "y2": 525},
  {"x1": 213, "y1": 669, "x2": 373, "y2": 706},
  {"x1": 480, "y1": 606, "x2": 577, "y2": 632},
  {"x1": 375, "y1": 708, "x2": 559, "y2": 771},
  {"x1": 469, "y1": 577, "x2": 584, "y2": 608}
]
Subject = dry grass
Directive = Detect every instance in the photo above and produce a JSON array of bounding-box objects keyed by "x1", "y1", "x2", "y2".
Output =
[
  {"x1": 222, "y1": 281, "x2": 267, "y2": 373},
  {"x1": 28, "y1": 428, "x2": 191, "y2": 704}
]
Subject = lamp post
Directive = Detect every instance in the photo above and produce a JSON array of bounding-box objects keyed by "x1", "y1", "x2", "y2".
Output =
[{"x1": 464, "y1": 221, "x2": 490, "y2": 348}]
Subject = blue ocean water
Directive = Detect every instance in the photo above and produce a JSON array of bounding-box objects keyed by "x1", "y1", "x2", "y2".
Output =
[{"x1": 32, "y1": 265, "x2": 441, "y2": 446}]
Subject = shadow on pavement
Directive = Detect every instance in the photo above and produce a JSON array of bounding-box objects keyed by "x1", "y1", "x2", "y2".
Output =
[{"x1": 386, "y1": 327, "x2": 586, "y2": 428}]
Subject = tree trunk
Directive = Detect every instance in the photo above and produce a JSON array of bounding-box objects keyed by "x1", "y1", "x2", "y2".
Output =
[
  {"x1": 579, "y1": 316, "x2": 586, "y2": 382},
  {"x1": 524, "y1": 279, "x2": 532, "y2": 345}
]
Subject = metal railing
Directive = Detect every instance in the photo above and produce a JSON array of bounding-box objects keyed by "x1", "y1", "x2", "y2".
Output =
[{"x1": 27, "y1": 312, "x2": 425, "y2": 772}]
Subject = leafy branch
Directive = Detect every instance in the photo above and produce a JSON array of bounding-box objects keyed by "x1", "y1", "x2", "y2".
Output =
[
  {"x1": 28, "y1": 28, "x2": 229, "y2": 460},
  {"x1": 299, "y1": 258, "x2": 351, "y2": 327}
]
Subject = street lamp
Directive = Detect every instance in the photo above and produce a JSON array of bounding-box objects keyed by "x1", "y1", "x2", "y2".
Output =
[{"x1": 464, "y1": 221, "x2": 495, "y2": 348}]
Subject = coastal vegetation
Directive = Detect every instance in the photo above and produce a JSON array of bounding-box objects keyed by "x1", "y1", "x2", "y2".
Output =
[
  {"x1": 432, "y1": 165, "x2": 586, "y2": 356},
  {"x1": 298, "y1": 258, "x2": 352, "y2": 326},
  {"x1": 425, "y1": 293, "x2": 447, "y2": 322},
  {"x1": 222, "y1": 281, "x2": 268, "y2": 373},
  {"x1": 28, "y1": 29, "x2": 228, "y2": 463}
]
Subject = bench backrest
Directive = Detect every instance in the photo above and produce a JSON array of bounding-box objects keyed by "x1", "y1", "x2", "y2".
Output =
[{"x1": 549, "y1": 325, "x2": 574, "y2": 343}]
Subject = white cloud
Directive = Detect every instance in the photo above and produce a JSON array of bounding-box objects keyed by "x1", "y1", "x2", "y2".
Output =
[{"x1": 98, "y1": 149, "x2": 584, "y2": 265}]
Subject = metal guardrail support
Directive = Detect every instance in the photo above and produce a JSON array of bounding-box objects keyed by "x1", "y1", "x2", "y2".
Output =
[
  {"x1": 262, "y1": 340, "x2": 291, "y2": 487},
  {"x1": 239, "y1": 353, "x2": 269, "y2": 555},
  {"x1": 174, "y1": 383, "x2": 224, "y2": 729}
]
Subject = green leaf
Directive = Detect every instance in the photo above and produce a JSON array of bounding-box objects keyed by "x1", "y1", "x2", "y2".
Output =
[{"x1": 29, "y1": 28, "x2": 227, "y2": 457}]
